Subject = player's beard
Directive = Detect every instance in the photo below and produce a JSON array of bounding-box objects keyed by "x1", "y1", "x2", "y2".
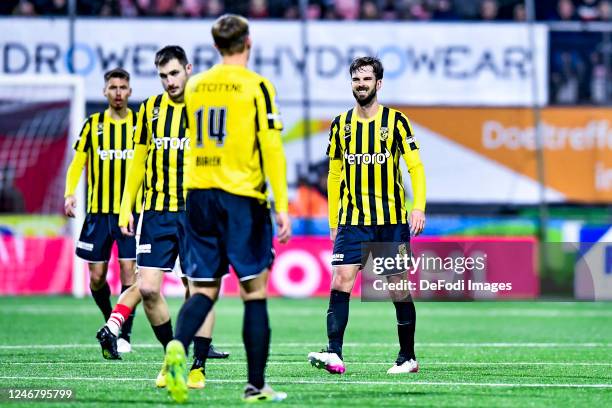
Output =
[{"x1": 353, "y1": 87, "x2": 376, "y2": 107}]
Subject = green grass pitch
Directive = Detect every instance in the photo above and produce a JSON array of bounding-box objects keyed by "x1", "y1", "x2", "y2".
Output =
[{"x1": 0, "y1": 296, "x2": 611, "y2": 407}]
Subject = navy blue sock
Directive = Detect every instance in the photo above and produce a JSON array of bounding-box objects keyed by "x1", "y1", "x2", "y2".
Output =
[
  {"x1": 393, "y1": 301, "x2": 416, "y2": 360},
  {"x1": 119, "y1": 285, "x2": 136, "y2": 342},
  {"x1": 91, "y1": 282, "x2": 112, "y2": 322},
  {"x1": 174, "y1": 294, "x2": 214, "y2": 353},
  {"x1": 326, "y1": 289, "x2": 350, "y2": 359},
  {"x1": 192, "y1": 336, "x2": 212, "y2": 372},
  {"x1": 152, "y1": 319, "x2": 173, "y2": 351},
  {"x1": 243, "y1": 299, "x2": 270, "y2": 389}
]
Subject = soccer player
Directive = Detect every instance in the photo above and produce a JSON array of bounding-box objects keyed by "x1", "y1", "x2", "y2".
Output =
[
  {"x1": 162, "y1": 14, "x2": 291, "y2": 403},
  {"x1": 95, "y1": 46, "x2": 227, "y2": 387},
  {"x1": 64, "y1": 68, "x2": 140, "y2": 352},
  {"x1": 307, "y1": 56, "x2": 426, "y2": 375}
]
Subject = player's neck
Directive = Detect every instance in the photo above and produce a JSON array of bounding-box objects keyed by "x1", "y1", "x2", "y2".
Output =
[
  {"x1": 107, "y1": 106, "x2": 128, "y2": 120},
  {"x1": 222, "y1": 52, "x2": 248, "y2": 67},
  {"x1": 354, "y1": 100, "x2": 379, "y2": 120}
]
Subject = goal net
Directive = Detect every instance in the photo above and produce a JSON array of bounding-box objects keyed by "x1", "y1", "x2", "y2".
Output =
[{"x1": 0, "y1": 75, "x2": 86, "y2": 296}]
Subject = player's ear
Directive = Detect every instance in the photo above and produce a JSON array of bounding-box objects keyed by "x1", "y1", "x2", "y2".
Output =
[
  {"x1": 185, "y1": 63, "x2": 193, "y2": 76},
  {"x1": 128, "y1": 86, "x2": 132, "y2": 97},
  {"x1": 376, "y1": 79, "x2": 382, "y2": 91}
]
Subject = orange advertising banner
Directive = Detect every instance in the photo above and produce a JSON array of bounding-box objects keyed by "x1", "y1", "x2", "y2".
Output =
[{"x1": 401, "y1": 107, "x2": 612, "y2": 203}]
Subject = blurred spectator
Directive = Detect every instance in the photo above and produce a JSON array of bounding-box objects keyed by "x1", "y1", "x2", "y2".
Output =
[
  {"x1": 551, "y1": 51, "x2": 583, "y2": 104},
  {"x1": 513, "y1": 2, "x2": 526, "y2": 21},
  {"x1": 479, "y1": 0, "x2": 499, "y2": 20},
  {"x1": 225, "y1": 0, "x2": 249, "y2": 15},
  {"x1": 598, "y1": 0, "x2": 611, "y2": 19},
  {"x1": 249, "y1": 0, "x2": 268, "y2": 18},
  {"x1": 35, "y1": 0, "x2": 67, "y2": 15},
  {"x1": 577, "y1": 0, "x2": 600, "y2": 21},
  {"x1": 181, "y1": 0, "x2": 205, "y2": 17},
  {"x1": 408, "y1": 0, "x2": 432, "y2": 20},
  {"x1": 588, "y1": 52, "x2": 607, "y2": 103},
  {"x1": 14, "y1": 0, "x2": 37, "y2": 15},
  {"x1": 335, "y1": 0, "x2": 359, "y2": 20},
  {"x1": 433, "y1": 0, "x2": 458, "y2": 20},
  {"x1": 550, "y1": 0, "x2": 577, "y2": 20},
  {"x1": 205, "y1": 0, "x2": 224, "y2": 16},
  {"x1": 361, "y1": 0, "x2": 379, "y2": 19}
]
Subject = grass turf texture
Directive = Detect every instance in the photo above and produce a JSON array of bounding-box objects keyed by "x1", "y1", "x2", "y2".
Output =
[{"x1": 0, "y1": 297, "x2": 610, "y2": 407}]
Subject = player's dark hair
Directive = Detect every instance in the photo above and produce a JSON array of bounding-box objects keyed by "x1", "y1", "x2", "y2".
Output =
[
  {"x1": 212, "y1": 14, "x2": 250, "y2": 56},
  {"x1": 104, "y1": 67, "x2": 130, "y2": 83},
  {"x1": 155, "y1": 45, "x2": 189, "y2": 67},
  {"x1": 349, "y1": 57, "x2": 384, "y2": 80}
]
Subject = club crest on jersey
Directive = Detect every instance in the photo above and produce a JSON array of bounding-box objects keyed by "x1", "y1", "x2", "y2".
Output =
[
  {"x1": 97, "y1": 123, "x2": 104, "y2": 136},
  {"x1": 380, "y1": 127, "x2": 389, "y2": 141},
  {"x1": 152, "y1": 107, "x2": 160, "y2": 120},
  {"x1": 344, "y1": 123, "x2": 351, "y2": 139}
]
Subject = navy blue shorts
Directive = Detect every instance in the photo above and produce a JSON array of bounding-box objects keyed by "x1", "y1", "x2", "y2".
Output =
[
  {"x1": 76, "y1": 213, "x2": 136, "y2": 263},
  {"x1": 136, "y1": 210, "x2": 187, "y2": 271},
  {"x1": 332, "y1": 224, "x2": 411, "y2": 267},
  {"x1": 182, "y1": 189, "x2": 273, "y2": 282}
]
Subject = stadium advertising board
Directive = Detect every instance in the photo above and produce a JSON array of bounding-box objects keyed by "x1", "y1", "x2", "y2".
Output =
[
  {"x1": 1, "y1": 236, "x2": 537, "y2": 298},
  {"x1": 0, "y1": 19, "x2": 547, "y2": 106},
  {"x1": 403, "y1": 107, "x2": 612, "y2": 204}
]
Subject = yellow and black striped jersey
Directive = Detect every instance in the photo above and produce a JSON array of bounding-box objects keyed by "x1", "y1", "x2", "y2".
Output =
[
  {"x1": 73, "y1": 109, "x2": 142, "y2": 214},
  {"x1": 327, "y1": 105, "x2": 423, "y2": 226},
  {"x1": 134, "y1": 93, "x2": 188, "y2": 212},
  {"x1": 184, "y1": 64, "x2": 288, "y2": 211}
]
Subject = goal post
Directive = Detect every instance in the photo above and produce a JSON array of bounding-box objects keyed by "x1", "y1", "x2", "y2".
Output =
[{"x1": 0, "y1": 74, "x2": 86, "y2": 297}]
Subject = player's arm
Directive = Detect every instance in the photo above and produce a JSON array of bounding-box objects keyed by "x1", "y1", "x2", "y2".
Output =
[
  {"x1": 64, "y1": 118, "x2": 91, "y2": 217},
  {"x1": 326, "y1": 117, "x2": 342, "y2": 241},
  {"x1": 396, "y1": 113, "x2": 426, "y2": 235},
  {"x1": 256, "y1": 79, "x2": 291, "y2": 244},
  {"x1": 118, "y1": 102, "x2": 149, "y2": 235}
]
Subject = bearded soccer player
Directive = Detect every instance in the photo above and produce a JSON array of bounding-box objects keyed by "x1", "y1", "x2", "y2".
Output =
[
  {"x1": 64, "y1": 68, "x2": 140, "y2": 352},
  {"x1": 94, "y1": 46, "x2": 228, "y2": 387},
  {"x1": 162, "y1": 14, "x2": 291, "y2": 403},
  {"x1": 308, "y1": 57, "x2": 426, "y2": 375}
]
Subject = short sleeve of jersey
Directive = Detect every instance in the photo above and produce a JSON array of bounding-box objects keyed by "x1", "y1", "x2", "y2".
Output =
[
  {"x1": 73, "y1": 117, "x2": 92, "y2": 152},
  {"x1": 394, "y1": 111, "x2": 418, "y2": 154},
  {"x1": 255, "y1": 78, "x2": 283, "y2": 132},
  {"x1": 326, "y1": 116, "x2": 342, "y2": 159},
  {"x1": 133, "y1": 101, "x2": 150, "y2": 145}
]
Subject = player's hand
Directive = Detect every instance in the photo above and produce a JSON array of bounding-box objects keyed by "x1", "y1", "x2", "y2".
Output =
[
  {"x1": 275, "y1": 211, "x2": 292, "y2": 244},
  {"x1": 64, "y1": 195, "x2": 77, "y2": 218},
  {"x1": 409, "y1": 209, "x2": 425, "y2": 236},
  {"x1": 330, "y1": 227, "x2": 338, "y2": 242},
  {"x1": 120, "y1": 213, "x2": 135, "y2": 237}
]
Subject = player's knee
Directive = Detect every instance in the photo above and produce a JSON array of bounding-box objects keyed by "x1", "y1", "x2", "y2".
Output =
[
  {"x1": 89, "y1": 272, "x2": 106, "y2": 289},
  {"x1": 139, "y1": 285, "x2": 160, "y2": 303},
  {"x1": 331, "y1": 273, "x2": 353, "y2": 291}
]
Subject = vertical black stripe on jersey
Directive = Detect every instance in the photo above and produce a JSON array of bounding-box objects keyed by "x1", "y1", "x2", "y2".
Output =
[
  {"x1": 254, "y1": 98, "x2": 260, "y2": 132},
  {"x1": 148, "y1": 95, "x2": 163, "y2": 208},
  {"x1": 87, "y1": 148, "x2": 94, "y2": 213},
  {"x1": 354, "y1": 121, "x2": 364, "y2": 224},
  {"x1": 380, "y1": 107, "x2": 390, "y2": 224},
  {"x1": 259, "y1": 82, "x2": 274, "y2": 129},
  {"x1": 176, "y1": 108, "x2": 186, "y2": 209},
  {"x1": 97, "y1": 114, "x2": 105, "y2": 213},
  {"x1": 367, "y1": 120, "x2": 377, "y2": 225},
  {"x1": 120, "y1": 123, "x2": 127, "y2": 204},
  {"x1": 337, "y1": 179, "x2": 346, "y2": 225},
  {"x1": 108, "y1": 122, "x2": 115, "y2": 212},
  {"x1": 82, "y1": 119, "x2": 92, "y2": 151},
  {"x1": 397, "y1": 114, "x2": 417, "y2": 150},
  {"x1": 162, "y1": 105, "x2": 174, "y2": 209},
  {"x1": 392, "y1": 112, "x2": 404, "y2": 223}
]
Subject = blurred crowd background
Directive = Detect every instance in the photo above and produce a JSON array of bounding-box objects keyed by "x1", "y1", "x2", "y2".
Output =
[{"x1": 1, "y1": 0, "x2": 610, "y2": 21}]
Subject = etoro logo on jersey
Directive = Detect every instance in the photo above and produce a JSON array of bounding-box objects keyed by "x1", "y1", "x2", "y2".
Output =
[
  {"x1": 344, "y1": 149, "x2": 391, "y2": 165},
  {"x1": 152, "y1": 136, "x2": 190, "y2": 150},
  {"x1": 96, "y1": 147, "x2": 134, "y2": 160}
]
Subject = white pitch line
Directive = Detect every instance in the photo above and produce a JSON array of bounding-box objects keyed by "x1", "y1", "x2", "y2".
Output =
[
  {"x1": 5, "y1": 361, "x2": 612, "y2": 367},
  {"x1": 0, "y1": 342, "x2": 611, "y2": 350},
  {"x1": 0, "y1": 376, "x2": 610, "y2": 389}
]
